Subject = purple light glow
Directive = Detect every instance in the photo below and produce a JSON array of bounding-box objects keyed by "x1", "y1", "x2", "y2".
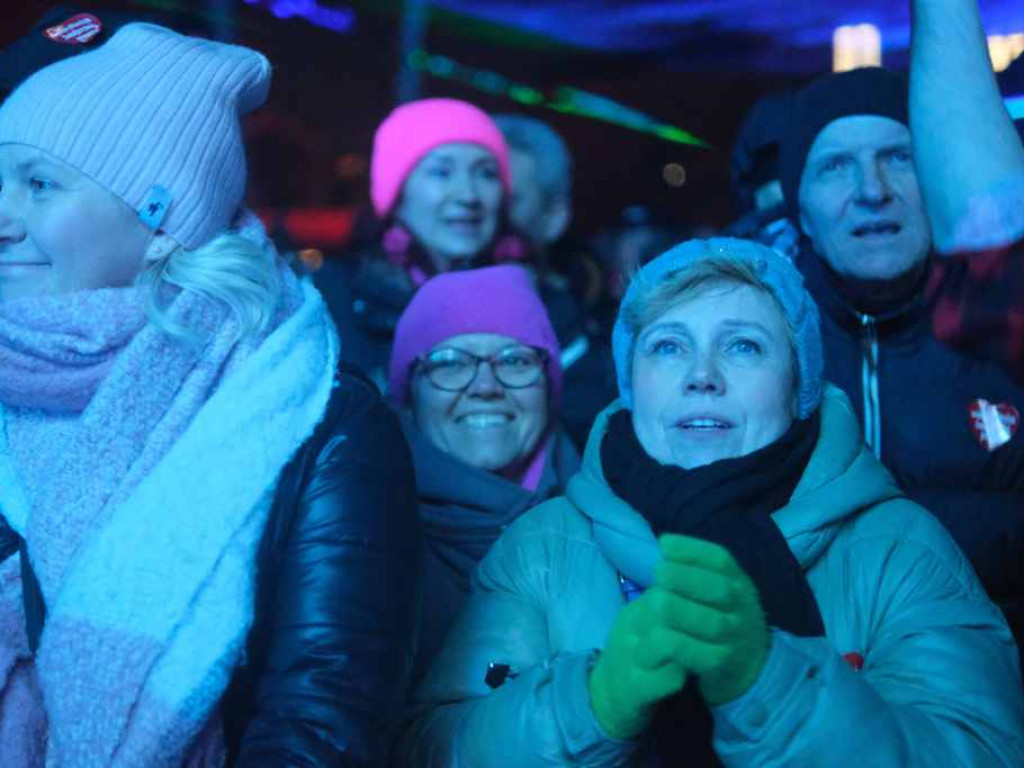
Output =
[{"x1": 244, "y1": 0, "x2": 355, "y2": 34}]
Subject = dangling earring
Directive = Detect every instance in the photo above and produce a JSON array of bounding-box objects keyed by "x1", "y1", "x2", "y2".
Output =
[
  {"x1": 383, "y1": 223, "x2": 413, "y2": 266},
  {"x1": 493, "y1": 234, "x2": 527, "y2": 262}
]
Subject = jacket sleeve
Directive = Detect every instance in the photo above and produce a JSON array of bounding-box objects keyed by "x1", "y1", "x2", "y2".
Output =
[
  {"x1": 398, "y1": 514, "x2": 638, "y2": 768},
  {"x1": 929, "y1": 233, "x2": 1024, "y2": 387},
  {"x1": 234, "y1": 379, "x2": 422, "y2": 767},
  {"x1": 711, "y1": 504, "x2": 1024, "y2": 768}
]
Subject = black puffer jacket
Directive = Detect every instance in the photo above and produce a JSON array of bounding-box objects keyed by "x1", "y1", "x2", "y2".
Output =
[
  {"x1": 218, "y1": 367, "x2": 422, "y2": 766},
  {"x1": 796, "y1": 247, "x2": 1024, "y2": 649}
]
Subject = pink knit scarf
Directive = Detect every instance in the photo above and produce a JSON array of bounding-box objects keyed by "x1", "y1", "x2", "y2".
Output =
[
  {"x1": 0, "y1": 289, "x2": 148, "y2": 413},
  {"x1": 0, "y1": 270, "x2": 311, "y2": 767}
]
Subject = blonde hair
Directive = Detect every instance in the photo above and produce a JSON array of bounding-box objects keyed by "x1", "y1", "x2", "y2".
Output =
[{"x1": 136, "y1": 231, "x2": 283, "y2": 341}]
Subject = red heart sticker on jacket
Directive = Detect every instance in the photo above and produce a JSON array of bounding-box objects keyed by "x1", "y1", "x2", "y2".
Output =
[
  {"x1": 45, "y1": 14, "x2": 103, "y2": 45},
  {"x1": 967, "y1": 399, "x2": 1020, "y2": 452},
  {"x1": 843, "y1": 652, "x2": 865, "y2": 671}
]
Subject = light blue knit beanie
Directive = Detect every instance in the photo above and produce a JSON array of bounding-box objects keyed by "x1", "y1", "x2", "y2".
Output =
[{"x1": 612, "y1": 237, "x2": 823, "y2": 418}]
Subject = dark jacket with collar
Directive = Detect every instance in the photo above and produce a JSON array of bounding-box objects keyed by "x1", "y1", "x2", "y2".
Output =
[
  {"x1": 400, "y1": 414, "x2": 580, "y2": 686},
  {"x1": 795, "y1": 245, "x2": 1024, "y2": 648}
]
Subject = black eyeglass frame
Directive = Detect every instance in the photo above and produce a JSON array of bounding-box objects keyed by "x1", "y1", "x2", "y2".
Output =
[{"x1": 414, "y1": 345, "x2": 550, "y2": 392}]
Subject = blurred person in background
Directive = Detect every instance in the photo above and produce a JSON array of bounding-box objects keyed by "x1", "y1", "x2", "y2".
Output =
[
  {"x1": 494, "y1": 113, "x2": 617, "y2": 450},
  {"x1": 387, "y1": 265, "x2": 580, "y2": 685},
  {"x1": 492, "y1": 114, "x2": 573, "y2": 264},
  {"x1": 314, "y1": 98, "x2": 526, "y2": 390},
  {"x1": 726, "y1": 90, "x2": 800, "y2": 260},
  {"x1": 594, "y1": 206, "x2": 688, "y2": 307},
  {"x1": 0, "y1": 6, "x2": 141, "y2": 101}
]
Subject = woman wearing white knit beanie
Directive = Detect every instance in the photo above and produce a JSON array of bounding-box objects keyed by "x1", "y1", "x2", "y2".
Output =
[{"x1": 0, "y1": 23, "x2": 421, "y2": 767}]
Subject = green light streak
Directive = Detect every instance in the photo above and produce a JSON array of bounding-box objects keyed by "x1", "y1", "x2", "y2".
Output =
[
  {"x1": 509, "y1": 86, "x2": 545, "y2": 105},
  {"x1": 406, "y1": 49, "x2": 711, "y2": 149}
]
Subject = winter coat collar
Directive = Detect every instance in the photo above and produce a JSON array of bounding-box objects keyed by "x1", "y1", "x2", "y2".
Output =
[
  {"x1": 795, "y1": 240, "x2": 932, "y2": 339},
  {"x1": 568, "y1": 384, "x2": 904, "y2": 588}
]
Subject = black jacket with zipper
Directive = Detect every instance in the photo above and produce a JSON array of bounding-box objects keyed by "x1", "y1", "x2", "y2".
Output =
[
  {"x1": 8, "y1": 367, "x2": 422, "y2": 767},
  {"x1": 796, "y1": 246, "x2": 1024, "y2": 652}
]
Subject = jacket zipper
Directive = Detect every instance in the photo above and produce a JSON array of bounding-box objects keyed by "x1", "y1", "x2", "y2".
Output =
[{"x1": 859, "y1": 314, "x2": 882, "y2": 459}]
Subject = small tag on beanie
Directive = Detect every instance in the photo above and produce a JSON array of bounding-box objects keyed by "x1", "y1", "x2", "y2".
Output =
[
  {"x1": 44, "y1": 14, "x2": 103, "y2": 45},
  {"x1": 138, "y1": 186, "x2": 173, "y2": 231}
]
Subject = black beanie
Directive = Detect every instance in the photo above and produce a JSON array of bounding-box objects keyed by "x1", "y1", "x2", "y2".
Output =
[
  {"x1": 780, "y1": 67, "x2": 909, "y2": 225},
  {"x1": 0, "y1": 7, "x2": 147, "y2": 99}
]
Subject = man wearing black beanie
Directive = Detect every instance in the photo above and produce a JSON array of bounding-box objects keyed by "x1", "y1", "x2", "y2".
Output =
[{"x1": 781, "y1": 0, "x2": 1024, "y2": 666}]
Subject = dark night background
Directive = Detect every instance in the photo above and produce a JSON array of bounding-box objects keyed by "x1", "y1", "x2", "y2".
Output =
[{"x1": 2, "y1": 1, "x2": 1022, "y2": 247}]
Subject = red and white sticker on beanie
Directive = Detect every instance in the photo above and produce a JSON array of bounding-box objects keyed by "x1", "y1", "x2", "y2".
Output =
[
  {"x1": 45, "y1": 14, "x2": 103, "y2": 45},
  {"x1": 968, "y1": 398, "x2": 1020, "y2": 452}
]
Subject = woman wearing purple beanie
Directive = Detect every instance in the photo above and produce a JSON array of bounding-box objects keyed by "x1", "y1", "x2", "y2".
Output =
[
  {"x1": 0, "y1": 23, "x2": 420, "y2": 767},
  {"x1": 314, "y1": 98, "x2": 528, "y2": 390},
  {"x1": 387, "y1": 265, "x2": 581, "y2": 685}
]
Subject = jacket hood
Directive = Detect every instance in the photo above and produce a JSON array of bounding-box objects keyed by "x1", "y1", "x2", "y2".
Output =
[{"x1": 566, "y1": 384, "x2": 904, "y2": 587}]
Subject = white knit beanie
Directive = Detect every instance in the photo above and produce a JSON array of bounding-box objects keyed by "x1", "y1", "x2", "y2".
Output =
[{"x1": 0, "y1": 23, "x2": 270, "y2": 249}]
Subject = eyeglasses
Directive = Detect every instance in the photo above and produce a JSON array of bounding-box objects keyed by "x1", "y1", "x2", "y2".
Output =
[{"x1": 416, "y1": 345, "x2": 549, "y2": 391}]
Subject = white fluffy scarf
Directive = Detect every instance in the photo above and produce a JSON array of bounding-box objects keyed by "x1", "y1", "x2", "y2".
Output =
[{"x1": 0, "y1": 270, "x2": 339, "y2": 767}]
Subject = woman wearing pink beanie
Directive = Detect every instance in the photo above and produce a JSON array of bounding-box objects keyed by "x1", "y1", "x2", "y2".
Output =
[
  {"x1": 387, "y1": 265, "x2": 580, "y2": 685},
  {"x1": 0, "y1": 23, "x2": 420, "y2": 767},
  {"x1": 315, "y1": 97, "x2": 528, "y2": 389}
]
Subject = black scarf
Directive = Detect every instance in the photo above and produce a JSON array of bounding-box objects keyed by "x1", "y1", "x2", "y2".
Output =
[{"x1": 600, "y1": 410, "x2": 825, "y2": 767}]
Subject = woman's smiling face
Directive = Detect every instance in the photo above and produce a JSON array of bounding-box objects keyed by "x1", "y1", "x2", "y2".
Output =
[
  {"x1": 411, "y1": 332, "x2": 549, "y2": 477},
  {"x1": 394, "y1": 142, "x2": 504, "y2": 270},
  {"x1": 0, "y1": 144, "x2": 152, "y2": 303}
]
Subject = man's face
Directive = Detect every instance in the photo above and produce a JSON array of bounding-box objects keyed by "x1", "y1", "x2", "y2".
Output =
[
  {"x1": 799, "y1": 116, "x2": 932, "y2": 282},
  {"x1": 507, "y1": 148, "x2": 569, "y2": 250}
]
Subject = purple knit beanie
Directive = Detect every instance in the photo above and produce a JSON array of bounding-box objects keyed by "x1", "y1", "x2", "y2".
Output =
[
  {"x1": 0, "y1": 23, "x2": 270, "y2": 249},
  {"x1": 388, "y1": 265, "x2": 562, "y2": 405},
  {"x1": 371, "y1": 98, "x2": 512, "y2": 218}
]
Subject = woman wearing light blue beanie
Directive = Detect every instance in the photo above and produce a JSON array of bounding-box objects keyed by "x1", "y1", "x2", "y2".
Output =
[
  {"x1": 0, "y1": 23, "x2": 420, "y2": 767},
  {"x1": 402, "y1": 237, "x2": 1023, "y2": 767}
]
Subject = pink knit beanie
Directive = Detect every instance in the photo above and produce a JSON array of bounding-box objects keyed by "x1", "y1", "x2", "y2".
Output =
[
  {"x1": 0, "y1": 23, "x2": 270, "y2": 250},
  {"x1": 371, "y1": 98, "x2": 512, "y2": 218},
  {"x1": 388, "y1": 265, "x2": 562, "y2": 405}
]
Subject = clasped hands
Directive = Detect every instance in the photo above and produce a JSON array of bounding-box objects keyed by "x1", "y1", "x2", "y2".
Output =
[{"x1": 589, "y1": 534, "x2": 770, "y2": 740}]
